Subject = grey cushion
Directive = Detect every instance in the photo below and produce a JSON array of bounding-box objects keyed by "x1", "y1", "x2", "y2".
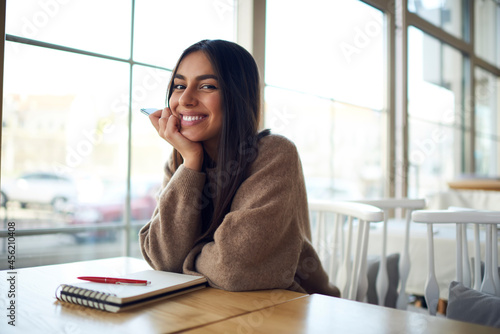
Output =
[
  {"x1": 447, "y1": 281, "x2": 500, "y2": 328},
  {"x1": 366, "y1": 253, "x2": 400, "y2": 308}
]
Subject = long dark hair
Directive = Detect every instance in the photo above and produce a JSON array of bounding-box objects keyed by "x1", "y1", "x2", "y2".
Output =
[{"x1": 166, "y1": 39, "x2": 269, "y2": 241}]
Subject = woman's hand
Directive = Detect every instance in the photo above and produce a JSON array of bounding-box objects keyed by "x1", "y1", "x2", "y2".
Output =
[{"x1": 149, "y1": 107, "x2": 203, "y2": 171}]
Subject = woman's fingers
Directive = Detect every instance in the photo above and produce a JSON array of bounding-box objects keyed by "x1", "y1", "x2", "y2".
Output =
[
  {"x1": 160, "y1": 107, "x2": 173, "y2": 119},
  {"x1": 164, "y1": 115, "x2": 203, "y2": 170},
  {"x1": 149, "y1": 110, "x2": 203, "y2": 170},
  {"x1": 149, "y1": 108, "x2": 163, "y2": 131},
  {"x1": 155, "y1": 114, "x2": 181, "y2": 147},
  {"x1": 165, "y1": 114, "x2": 180, "y2": 139}
]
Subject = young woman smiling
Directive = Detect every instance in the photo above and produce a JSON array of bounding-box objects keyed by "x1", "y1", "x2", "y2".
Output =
[{"x1": 139, "y1": 39, "x2": 340, "y2": 297}]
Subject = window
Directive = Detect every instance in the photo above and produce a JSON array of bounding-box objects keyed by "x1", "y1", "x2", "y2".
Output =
[
  {"x1": 474, "y1": 0, "x2": 500, "y2": 67},
  {"x1": 474, "y1": 67, "x2": 500, "y2": 176},
  {"x1": 407, "y1": 27, "x2": 467, "y2": 197},
  {"x1": 1, "y1": 0, "x2": 236, "y2": 269},
  {"x1": 265, "y1": 0, "x2": 387, "y2": 200},
  {"x1": 408, "y1": 0, "x2": 468, "y2": 40},
  {"x1": 2, "y1": 0, "x2": 500, "y2": 269},
  {"x1": 407, "y1": 0, "x2": 500, "y2": 195},
  {"x1": 265, "y1": 0, "x2": 500, "y2": 200}
]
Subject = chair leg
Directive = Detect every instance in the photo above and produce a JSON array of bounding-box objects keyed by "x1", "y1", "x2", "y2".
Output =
[
  {"x1": 461, "y1": 224, "x2": 471, "y2": 288},
  {"x1": 376, "y1": 216, "x2": 389, "y2": 306},
  {"x1": 480, "y1": 225, "x2": 496, "y2": 295},
  {"x1": 349, "y1": 219, "x2": 365, "y2": 300},
  {"x1": 337, "y1": 216, "x2": 353, "y2": 299},
  {"x1": 425, "y1": 224, "x2": 440, "y2": 316},
  {"x1": 396, "y1": 210, "x2": 412, "y2": 310},
  {"x1": 473, "y1": 225, "x2": 482, "y2": 291},
  {"x1": 492, "y1": 224, "x2": 500, "y2": 297},
  {"x1": 356, "y1": 221, "x2": 370, "y2": 302}
]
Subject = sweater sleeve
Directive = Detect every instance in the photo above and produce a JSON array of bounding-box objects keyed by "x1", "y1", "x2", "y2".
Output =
[
  {"x1": 183, "y1": 135, "x2": 309, "y2": 291},
  {"x1": 139, "y1": 164, "x2": 206, "y2": 272}
]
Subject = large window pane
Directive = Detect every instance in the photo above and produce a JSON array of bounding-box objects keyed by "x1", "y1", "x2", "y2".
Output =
[
  {"x1": 265, "y1": 0, "x2": 386, "y2": 200},
  {"x1": 2, "y1": 0, "x2": 239, "y2": 268},
  {"x1": 474, "y1": 0, "x2": 500, "y2": 67},
  {"x1": 408, "y1": 27, "x2": 466, "y2": 196},
  {"x1": 266, "y1": 0, "x2": 385, "y2": 110},
  {"x1": 265, "y1": 87, "x2": 386, "y2": 201},
  {"x1": 474, "y1": 67, "x2": 500, "y2": 176},
  {"x1": 475, "y1": 133, "x2": 500, "y2": 177},
  {"x1": 407, "y1": 119, "x2": 456, "y2": 197},
  {"x1": 1, "y1": 42, "x2": 130, "y2": 267},
  {"x1": 130, "y1": 65, "x2": 172, "y2": 180},
  {"x1": 6, "y1": 0, "x2": 132, "y2": 58},
  {"x1": 408, "y1": 29, "x2": 464, "y2": 126},
  {"x1": 134, "y1": 0, "x2": 236, "y2": 69},
  {"x1": 129, "y1": 65, "x2": 173, "y2": 257},
  {"x1": 408, "y1": 0, "x2": 467, "y2": 40}
]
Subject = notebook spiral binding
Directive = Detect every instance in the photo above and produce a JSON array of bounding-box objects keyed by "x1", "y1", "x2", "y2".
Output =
[{"x1": 55, "y1": 284, "x2": 117, "y2": 311}]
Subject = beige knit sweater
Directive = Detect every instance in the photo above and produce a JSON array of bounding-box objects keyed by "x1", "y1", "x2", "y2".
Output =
[{"x1": 139, "y1": 134, "x2": 340, "y2": 297}]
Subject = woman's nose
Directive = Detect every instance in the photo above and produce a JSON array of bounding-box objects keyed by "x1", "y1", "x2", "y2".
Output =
[{"x1": 179, "y1": 88, "x2": 197, "y2": 107}]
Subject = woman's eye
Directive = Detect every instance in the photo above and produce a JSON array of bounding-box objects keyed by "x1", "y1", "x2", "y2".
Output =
[
  {"x1": 173, "y1": 84, "x2": 185, "y2": 90},
  {"x1": 201, "y1": 84, "x2": 217, "y2": 90}
]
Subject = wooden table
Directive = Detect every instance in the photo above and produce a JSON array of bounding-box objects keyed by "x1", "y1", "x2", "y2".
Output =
[
  {"x1": 0, "y1": 257, "x2": 304, "y2": 334},
  {"x1": 185, "y1": 293, "x2": 499, "y2": 334},
  {"x1": 448, "y1": 179, "x2": 500, "y2": 191},
  {"x1": 1, "y1": 257, "x2": 498, "y2": 333}
]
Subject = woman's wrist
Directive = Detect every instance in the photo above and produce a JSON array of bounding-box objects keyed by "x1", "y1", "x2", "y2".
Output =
[{"x1": 182, "y1": 151, "x2": 203, "y2": 172}]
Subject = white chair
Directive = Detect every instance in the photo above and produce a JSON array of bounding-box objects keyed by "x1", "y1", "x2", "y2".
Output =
[
  {"x1": 411, "y1": 209, "x2": 500, "y2": 315},
  {"x1": 308, "y1": 200, "x2": 384, "y2": 302},
  {"x1": 355, "y1": 199, "x2": 426, "y2": 309}
]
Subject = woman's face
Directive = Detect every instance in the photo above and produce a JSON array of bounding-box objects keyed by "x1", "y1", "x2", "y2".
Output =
[{"x1": 169, "y1": 51, "x2": 223, "y2": 152}]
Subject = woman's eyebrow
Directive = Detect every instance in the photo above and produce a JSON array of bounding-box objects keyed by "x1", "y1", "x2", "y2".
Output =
[{"x1": 174, "y1": 74, "x2": 218, "y2": 81}]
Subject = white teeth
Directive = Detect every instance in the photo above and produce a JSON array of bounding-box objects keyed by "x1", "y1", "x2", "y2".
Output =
[{"x1": 183, "y1": 115, "x2": 203, "y2": 121}]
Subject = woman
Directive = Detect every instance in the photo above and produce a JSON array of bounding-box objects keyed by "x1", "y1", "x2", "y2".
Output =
[{"x1": 139, "y1": 39, "x2": 340, "y2": 297}]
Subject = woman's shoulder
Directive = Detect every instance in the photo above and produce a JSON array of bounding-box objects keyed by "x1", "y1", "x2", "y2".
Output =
[
  {"x1": 256, "y1": 133, "x2": 300, "y2": 162},
  {"x1": 242, "y1": 132, "x2": 305, "y2": 191},
  {"x1": 259, "y1": 132, "x2": 297, "y2": 150}
]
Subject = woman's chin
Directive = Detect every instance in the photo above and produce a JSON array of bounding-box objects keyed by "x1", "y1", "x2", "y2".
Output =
[{"x1": 179, "y1": 130, "x2": 202, "y2": 143}]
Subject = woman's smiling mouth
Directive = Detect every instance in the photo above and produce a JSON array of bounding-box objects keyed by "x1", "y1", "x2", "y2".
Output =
[{"x1": 180, "y1": 114, "x2": 207, "y2": 126}]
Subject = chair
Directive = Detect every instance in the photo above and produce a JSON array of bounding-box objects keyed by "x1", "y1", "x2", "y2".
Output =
[
  {"x1": 411, "y1": 209, "x2": 500, "y2": 316},
  {"x1": 308, "y1": 200, "x2": 384, "y2": 301},
  {"x1": 355, "y1": 199, "x2": 426, "y2": 309}
]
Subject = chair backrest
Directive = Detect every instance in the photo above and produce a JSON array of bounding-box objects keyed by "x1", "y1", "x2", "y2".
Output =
[
  {"x1": 308, "y1": 200, "x2": 384, "y2": 301},
  {"x1": 355, "y1": 198, "x2": 426, "y2": 309},
  {"x1": 411, "y1": 209, "x2": 500, "y2": 315}
]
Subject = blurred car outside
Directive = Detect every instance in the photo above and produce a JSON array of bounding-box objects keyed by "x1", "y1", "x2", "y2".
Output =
[
  {"x1": 70, "y1": 182, "x2": 160, "y2": 243},
  {"x1": 1, "y1": 172, "x2": 78, "y2": 211},
  {"x1": 71, "y1": 183, "x2": 158, "y2": 225},
  {"x1": 69, "y1": 181, "x2": 159, "y2": 242}
]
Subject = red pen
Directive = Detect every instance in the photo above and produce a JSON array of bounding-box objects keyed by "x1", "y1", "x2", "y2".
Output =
[{"x1": 77, "y1": 276, "x2": 151, "y2": 286}]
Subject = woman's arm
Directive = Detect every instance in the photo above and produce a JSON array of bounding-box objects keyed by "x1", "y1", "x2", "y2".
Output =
[
  {"x1": 139, "y1": 164, "x2": 206, "y2": 272},
  {"x1": 183, "y1": 135, "x2": 312, "y2": 291}
]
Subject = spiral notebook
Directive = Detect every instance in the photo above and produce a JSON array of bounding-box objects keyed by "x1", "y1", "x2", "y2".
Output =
[{"x1": 55, "y1": 270, "x2": 207, "y2": 313}]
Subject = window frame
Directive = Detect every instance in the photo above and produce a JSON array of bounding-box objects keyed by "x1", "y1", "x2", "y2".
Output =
[
  {"x1": 406, "y1": 0, "x2": 500, "y2": 188},
  {"x1": 0, "y1": 0, "x2": 241, "y2": 260},
  {"x1": 1, "y1": 0, "x2": 500, "y2": 261}
]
